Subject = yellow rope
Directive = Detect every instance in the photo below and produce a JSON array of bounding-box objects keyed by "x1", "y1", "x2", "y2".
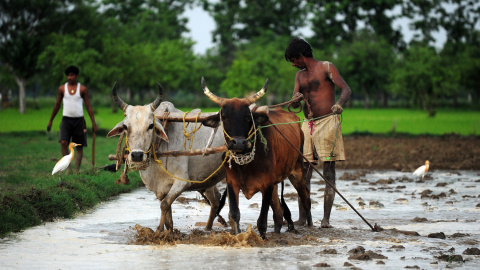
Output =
[
  {"x1": 152, "y1": 141, "x2": 229, "y2": 183},
  {"x1": 183, "y1": 111, "x2": 203, "y2": 150}
]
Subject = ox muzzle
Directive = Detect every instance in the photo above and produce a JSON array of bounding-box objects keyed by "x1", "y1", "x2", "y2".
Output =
[
  {"x1": 131, "y1": 151, "x2": 145, "y2": 162},
  {"x1": 227, "y1": 137, "x2": 253, "y2": 153},
  {"x1": 126, "y1": 150, "x2": 151, "y2": 171}
]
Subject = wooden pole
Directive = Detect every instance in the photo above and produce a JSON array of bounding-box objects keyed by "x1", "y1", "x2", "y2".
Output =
[
  {"x1": 108, "y1": 145, "x2": 227, "y2": 160},
  {"x1": 155, "y1": 112, "x2": 218, "y2": 122}
]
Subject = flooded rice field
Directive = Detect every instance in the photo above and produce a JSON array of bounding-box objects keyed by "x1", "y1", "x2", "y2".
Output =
[{"x1": 1, "y1": 169, "x2": 479, "y2": 269}]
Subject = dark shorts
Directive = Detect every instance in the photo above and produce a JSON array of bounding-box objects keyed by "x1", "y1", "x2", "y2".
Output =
[{"x1": 59, "y1": 116, "x2": 87, "y2": 147}]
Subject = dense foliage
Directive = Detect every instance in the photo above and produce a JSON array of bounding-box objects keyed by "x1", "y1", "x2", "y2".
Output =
[{"x1": 1, "y1": 0, "x2": 479, "y2": 115}]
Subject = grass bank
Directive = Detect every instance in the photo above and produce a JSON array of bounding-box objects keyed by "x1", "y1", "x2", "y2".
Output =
[{"x1": 0, "y1": 130, "x2": 143, "y2": 237}]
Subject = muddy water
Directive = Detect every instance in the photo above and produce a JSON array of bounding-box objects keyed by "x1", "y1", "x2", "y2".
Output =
[{"x1": 1, "y1": 170, "x2": 479, "y2": 269}]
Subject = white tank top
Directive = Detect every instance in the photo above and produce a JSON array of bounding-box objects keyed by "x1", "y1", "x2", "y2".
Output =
[{"x1": 62, "y1": 83, "x2": 84, "y2": 117}]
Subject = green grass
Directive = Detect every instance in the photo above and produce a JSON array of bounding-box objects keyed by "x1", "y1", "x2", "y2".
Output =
[
  {"x1": 0, "y1": 129, "x2": 143, "y2": 237},
  {"x1": 1, "y1": 106, "x2": 479, "y2": 135},
  {"x1": 341, "y1": 109, "x2": 480, "y2": 135}
]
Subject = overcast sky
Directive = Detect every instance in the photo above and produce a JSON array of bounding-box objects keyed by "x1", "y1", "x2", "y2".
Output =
[{"x1": 183, "y1": 6, "x2": 449, "y2": 55}]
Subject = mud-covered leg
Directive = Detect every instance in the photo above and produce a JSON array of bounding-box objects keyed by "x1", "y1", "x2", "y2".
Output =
[
  {"x1": 296, "y1": 162, "x2": 312, "y2": 225},
  {"x1": 322, "y1": 161, "x2": 336, "y2": 228},
  {"x1": 165, "y1": 206, "x2": 173, "y2": 230},
  {"x1": 258, "y1": 185, "x2": 274, "y2": 239},
  {"x1": 227, "y1": 183, "x2": 241, "y2": 235},
  {"x1": 158, "y1": 199, "x2": 176, "y2": 232},
  {"x1": 270, "y1": 184, "x2": 286, "y2": 233},
  {"x1": 203, "y1": 186, "x2": 221, "y2": 231},
  {"x1": 157, "y1": 182, "x2": 186, "y2": 232},
  {"x1": 280, "y1": 181, "x2": 294, "y2": 231}
]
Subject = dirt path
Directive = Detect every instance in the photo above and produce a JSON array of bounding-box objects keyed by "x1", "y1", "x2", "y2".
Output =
[{"x1": 338, "y1": 135, "x2": 480, "y2": 171}]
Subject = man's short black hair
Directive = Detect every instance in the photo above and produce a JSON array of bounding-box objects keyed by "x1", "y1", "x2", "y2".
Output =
[
  {"x1": 285, "y1": 37, "x2": 313, "y2": 61},
  {"x1": 65, "y1": 65, "x2": 80, "y2": 76}
]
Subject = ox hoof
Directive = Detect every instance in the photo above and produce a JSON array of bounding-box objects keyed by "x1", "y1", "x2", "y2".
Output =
[{"x1": 293, "y1": 219, "x2": 307, "y2": 227}]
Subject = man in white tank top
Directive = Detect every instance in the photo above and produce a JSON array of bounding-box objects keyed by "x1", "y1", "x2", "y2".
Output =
[{"x1": 47, "y1": 65, "x2": 98, "y2": 173}]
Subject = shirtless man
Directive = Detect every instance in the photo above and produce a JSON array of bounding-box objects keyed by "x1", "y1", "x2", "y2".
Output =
[
  {"x1": 285, "y1": 37, "x2": 351, "y2": 228},
  {"x1": 47, "y1": 65, "x2": 98, "y2": 173}
]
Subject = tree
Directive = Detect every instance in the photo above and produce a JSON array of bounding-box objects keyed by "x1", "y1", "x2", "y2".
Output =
[
  {"x1": 0, "y1": 0, "x2": 88, "y2": 113},
  {"x1": 202, "y1": 0, "x2": 308, "y2": 64},
  {"x1": 336, "y1": 30, "x2": 395, "y2": 109},
  {"x1": 307, "y1": 0, "x2": 404, "y2": 51},
  {"x1": 220, "y1": 34, "x2": 296, "y2": 105},
  {"x1": 401, "y1": 0, "x2": 443, "y2": 45},
  {"x1": 390, "y1": 44, "x2": 446, "y2": 116},
  {"x1": 99, "y1": 0, "x2": 192, "y2": 42}
]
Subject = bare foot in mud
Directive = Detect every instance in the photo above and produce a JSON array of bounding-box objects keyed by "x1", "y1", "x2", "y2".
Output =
[{"x1": 320, "y1": 220, "x2": 334, "y2": 228}]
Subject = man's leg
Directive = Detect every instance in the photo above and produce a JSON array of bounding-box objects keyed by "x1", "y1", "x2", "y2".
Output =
[
  {"x1": 75, "y1": 146, "x2": 83, "y2": 173},
  {"x1": 322, "y1": 161, "x2": 336, "y2": 228},
  {"x1": 60, "y1": 140, "x2": 69, "y2": 156}
]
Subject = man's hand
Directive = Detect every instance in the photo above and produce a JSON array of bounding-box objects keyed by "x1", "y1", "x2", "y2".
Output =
[
  {"x1": 291, "y1": 92, "x2": 303, "y2": 109},
  {"x1": 331, "y1": 104, "x2": 343, "y2": 114}
]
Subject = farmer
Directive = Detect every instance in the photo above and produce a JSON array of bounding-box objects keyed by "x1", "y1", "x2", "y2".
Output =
[
  {"x1": 285, "y1": 37, "x2": 351, "y2": 228},
  {"x1": 47, "y1": 65, "x2": 98, "y2": 173}
]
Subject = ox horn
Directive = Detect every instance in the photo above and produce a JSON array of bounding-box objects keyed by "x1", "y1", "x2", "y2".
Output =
[
  {"x1": 111, "y1": 81, "x2": 128, "y2": 112},
  {"x1": 245, "y1": 78, "x2": 268, "y2": 105},
  {"x1": 202, "y1": 76, "x2": 226, "y2": 105},
  {"x1": 150, "y1": 82, "x2": 164, "y2": 111}
]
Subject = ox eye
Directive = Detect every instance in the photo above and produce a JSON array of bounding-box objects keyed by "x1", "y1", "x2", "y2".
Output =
[
  {"x1": 123, "y1": 124, "x2": 128, "y2": 131},
  {"x1": 148, "y1": 123, "x2": 154, "y2": 130}
]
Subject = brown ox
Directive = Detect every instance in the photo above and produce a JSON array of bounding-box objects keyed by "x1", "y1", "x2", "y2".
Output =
[{"x1": 201, "y1": 77, "x2": 312, "y2": 239}]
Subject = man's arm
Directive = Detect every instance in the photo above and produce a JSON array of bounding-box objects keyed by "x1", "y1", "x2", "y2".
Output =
[
  {"x1": 291, "y1": 71, "x2": 302, "y2": 109},
  {"x1": 47, "y1": 86, "x2": 64, "y2": 131},
  {"x1": 81, "y1": 86, "x2": 98, "y2": 132},
  {"x1": 326, "y1": 62, "x2": 351, "y2": 113}
]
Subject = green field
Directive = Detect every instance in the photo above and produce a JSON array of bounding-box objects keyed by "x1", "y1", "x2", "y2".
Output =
[{"x1": 1, "y1": 106, "x2": 479, "y2": 135}]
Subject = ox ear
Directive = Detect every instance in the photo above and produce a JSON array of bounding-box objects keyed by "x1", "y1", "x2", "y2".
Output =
[
  {"x1": 253, "y1": 111, "x2": 270, "y2": 125},
  {"x1": 107, "y1": 121, "x2": 125, "y2": 138},
  {"x1": 202, "y1": 113, "x2": 221, "y2": 128},
  {"x1": 154, "y1": 119, "x2": 169, "y2": 143}
]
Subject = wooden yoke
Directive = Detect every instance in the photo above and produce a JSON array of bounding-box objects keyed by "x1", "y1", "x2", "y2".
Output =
[
  {"x1": 108, "y1": 145, "x2": 227, "y2": 160},
  {"x1": 156, "y1": 111, "x2": 218, "y2": 122}
]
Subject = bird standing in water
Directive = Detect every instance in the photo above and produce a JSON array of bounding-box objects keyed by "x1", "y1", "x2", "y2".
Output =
[
  {"x1": 413, "y1": 160, "x2": 430, "y2": 180},
  {"x1": 52, "y1": 142, "x2": 81, "y2": 182}
]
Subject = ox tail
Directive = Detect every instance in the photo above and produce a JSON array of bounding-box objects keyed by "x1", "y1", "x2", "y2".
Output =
[
  {"x1": 215, "y1": 188, "x2": 228, "y2": 217},
  {"x1": 213, "y1": 188, "x2": 228, "y2": 227},
  {"x1": 281, "y1": 181, "x2": 295, "y2": 231}
]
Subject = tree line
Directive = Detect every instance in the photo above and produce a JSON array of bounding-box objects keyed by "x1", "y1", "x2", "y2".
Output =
[{"x1": 1, "y1": 0, "x2": 479, "y2": 116}]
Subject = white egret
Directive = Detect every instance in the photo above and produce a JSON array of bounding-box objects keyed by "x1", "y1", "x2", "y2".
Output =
[
  {"x1": 413, "y1": 160, "x2": 430, "y2": 180},
  {"x1": 52, "y1": 142, "x2": 81, "y2": 182}
]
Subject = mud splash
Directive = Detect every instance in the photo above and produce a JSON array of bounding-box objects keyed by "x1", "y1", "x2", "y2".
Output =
[{"x1": 130, "y1": 224, "x2": 322, "y2": 247}]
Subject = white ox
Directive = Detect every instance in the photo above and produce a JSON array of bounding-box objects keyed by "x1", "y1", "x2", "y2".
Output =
[{"x1": 107, "y1": 83, "x2": 226, "y2": 231}]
